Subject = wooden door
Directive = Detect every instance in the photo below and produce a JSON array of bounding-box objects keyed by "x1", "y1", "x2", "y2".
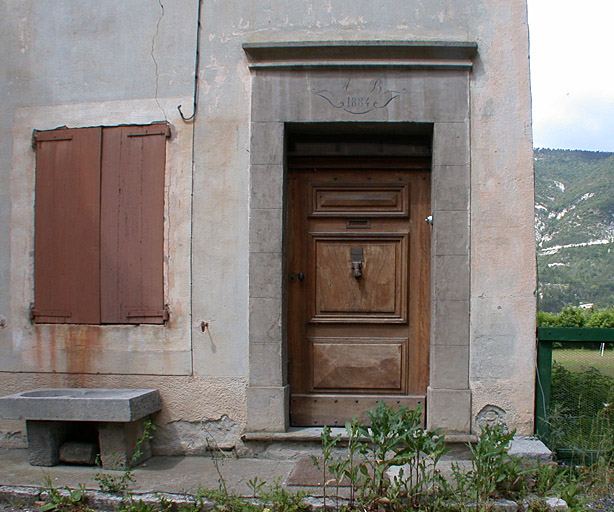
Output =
[{"x1": 287, "y1": 156, "x2": 431, "y2": 426}]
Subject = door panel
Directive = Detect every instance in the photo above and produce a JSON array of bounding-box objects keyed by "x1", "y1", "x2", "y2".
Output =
[
  {"x1": 311, "y1": 338, "x2": 406, "y2": 391},
  {"x1": 312, "y1": 236, "x2": 406, "y2": 321},
  {"x1": 311, "y1": 183, "x2": 409, "y2": 216},
  {"x1": 287, "y1": 158, "x2": 430, "y2": 426}
]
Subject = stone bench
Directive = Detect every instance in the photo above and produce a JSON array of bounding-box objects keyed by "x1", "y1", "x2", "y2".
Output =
[{"x1": 0, "y1": 388, "x2": 161, "y2": 469}]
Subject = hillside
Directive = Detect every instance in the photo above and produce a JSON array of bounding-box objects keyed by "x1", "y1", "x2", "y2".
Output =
[{"x1": 535, "y1": 148, "x2": 614, "y2": 312}]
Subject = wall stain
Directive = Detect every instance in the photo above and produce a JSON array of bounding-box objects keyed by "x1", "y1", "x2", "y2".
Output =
[{"x1": 65, "y1": 326, "x2": 100, "y2": 382}]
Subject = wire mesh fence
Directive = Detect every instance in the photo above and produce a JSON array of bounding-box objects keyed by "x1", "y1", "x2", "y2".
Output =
[{"x1": 536, "y1": 328, "x2": 614, "y2": 461}]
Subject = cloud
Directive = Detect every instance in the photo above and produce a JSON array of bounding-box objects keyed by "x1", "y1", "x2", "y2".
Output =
[
  {"x1": 528, "y1": 0, "x2": 614, "y2": 151},
  {"x1": 533, "y1": 96, "x2": 614, "y2": 151}
]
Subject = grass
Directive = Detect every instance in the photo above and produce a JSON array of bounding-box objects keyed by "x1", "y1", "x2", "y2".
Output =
[
  {"x1": 547, "y1": 353, "x2": 614, "y2": 455},
  {"x1": 553, "y1": 348, "x2": 614, "y2": 377}
]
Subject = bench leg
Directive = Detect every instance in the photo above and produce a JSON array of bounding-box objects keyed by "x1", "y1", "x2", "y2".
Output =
[
  {"x1": 26, "y1": 420, "x2": 69, "y2": 466},
  {"x1": 97, "y1": 419, "x2": 152, "y2": 470}
]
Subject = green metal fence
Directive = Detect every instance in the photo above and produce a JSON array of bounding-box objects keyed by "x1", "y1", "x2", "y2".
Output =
[{"x1": 536, "y1": 327, "x2": 614, "y2": 460}]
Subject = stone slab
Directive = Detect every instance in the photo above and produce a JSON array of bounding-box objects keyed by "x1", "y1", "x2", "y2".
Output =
[
  {"x1": 59, "y1": 441, "x2": 97, "y2": 465},
  {"x1": 0, "y1": 389, "x2": 161, "y2": 422},
  {"x1": 432, "y1": 300, "x2": 470, "y2": 346},
  {"x1": 246, "y1": 386, "x2": 289, "y2": 432},
  {"x1": 508, "y1": 436, "x2": 552, "y2": 463},
  {"x1": 25, "y1": 420, "x2": 68, "y2": 466},
  {"x1": 431, "y1": 345, "x2": 469, "y2": 389},
  {"x1": 98, "y1": 418, "x2": 152, "y2": 469},
  {"x1": 427, "y1": 388, "x2": 471, "y2": 433}
]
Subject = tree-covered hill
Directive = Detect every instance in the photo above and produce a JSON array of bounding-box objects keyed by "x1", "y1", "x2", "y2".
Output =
[{"x1": 535, "y1": 148, "x2": 614, "y2": 312}]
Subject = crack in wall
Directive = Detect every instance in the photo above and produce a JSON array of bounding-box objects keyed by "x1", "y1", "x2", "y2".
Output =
[{"x1": 151, "y1": 0, "x2": 167, "y2": 120}]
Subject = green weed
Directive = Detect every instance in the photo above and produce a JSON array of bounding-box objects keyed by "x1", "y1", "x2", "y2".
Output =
[
  {"x1": 311, "y1": 425, "x2": 340, "y2": 509},
  {"x1": 246, "y1": 477, "x2": 267, "y2": 500},
  {"x1": 260, "y1": 477, "x2": 308, "y2": 512},
  {"x1": 449, "y1": 425, "x2": 530, "y2": 511},
  {"x1": 40, "y1": 476, "x2": 91, "y2": 512},
  {"x1": 198, "y1": 487, "x2": 261, "y2": 512},
  {"x1": 119, "y1": 495, "x2": 173, "y2": 512},
  {"x1": 313, "y1": 402, "x2": 448, "y2": 511}
]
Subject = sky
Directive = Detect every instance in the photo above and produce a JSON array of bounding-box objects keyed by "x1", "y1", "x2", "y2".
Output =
[{"x1": 527, "y1": 0, "x2": 614, "y2": 152}]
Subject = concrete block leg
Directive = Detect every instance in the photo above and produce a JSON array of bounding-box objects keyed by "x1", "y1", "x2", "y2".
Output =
[
  {"x1": 26, "y1": 420, "x2": 69, "y2": 466},
  {"x1": 97, "y1": 419, "x2": 152, "y2": 470}
]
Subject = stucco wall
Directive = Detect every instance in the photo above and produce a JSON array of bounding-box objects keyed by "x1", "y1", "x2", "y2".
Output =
[
  {"x1": 467, "y1": 2, "x2": 536, "y2": 433},
  {"x1": 0, "y1": 0, "x2": 535, "y2": 449}
]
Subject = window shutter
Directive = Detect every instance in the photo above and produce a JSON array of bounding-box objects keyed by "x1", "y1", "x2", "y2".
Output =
[
  {"x1": 32, "y1": 127, "x2": 102, "y2": 324},
  {"x1": 100, "y1": 124, "x2": 168, "y2": 324}
]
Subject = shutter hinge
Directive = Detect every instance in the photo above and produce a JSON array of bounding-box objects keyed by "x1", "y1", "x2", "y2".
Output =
[
  {"x1": 30, "y1": 306, "x2": 71, "y2": 322},
  {"x1": 32, "y1": 129, "x2": 73, "y2": 149},
  {"x1": 126, "y1": 131, "x2": 168, "y2": 138},
  {"x1": 124, "y1": 306, "x2": 170, "y2": 323},
  {"x1": 126, "y1": 123, "x2": 171, "y2": 138}
]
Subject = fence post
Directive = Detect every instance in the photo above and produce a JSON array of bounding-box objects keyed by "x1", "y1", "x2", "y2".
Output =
[{"x1": 535, "y1": 332, "x2": 552, "y2": 441}]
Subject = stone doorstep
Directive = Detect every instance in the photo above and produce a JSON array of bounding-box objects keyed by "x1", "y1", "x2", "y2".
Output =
[
  {"x1": 243, "y1": 429, "x2": 549, "y2": 455},
  {"x1": 242, "y1": 428, "x2": 477, "y2": 460},
  {"x1": 241, "y1": 431, "x2": 551, "y2": 469},
  {"x1": 242, "y1": 427, "x2": 477, "y2": 444}
]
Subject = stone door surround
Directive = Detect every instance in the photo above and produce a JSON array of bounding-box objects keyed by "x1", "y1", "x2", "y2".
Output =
[{"x1": 244, "y1": 41, "x2": 477, "y2": 434}]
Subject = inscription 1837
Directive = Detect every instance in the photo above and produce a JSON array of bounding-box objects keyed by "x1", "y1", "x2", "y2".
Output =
[{"x1": 312, "y1": 78, "x2": 404, "y2": 115}]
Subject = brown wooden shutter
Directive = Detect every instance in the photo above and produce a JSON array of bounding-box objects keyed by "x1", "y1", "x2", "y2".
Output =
[
  {"x1": 32, "y1": 127, "x2": 102, "y2": 324},
  {"x1": 100, "y1": 124, "x2": 168, "y2": 324}
]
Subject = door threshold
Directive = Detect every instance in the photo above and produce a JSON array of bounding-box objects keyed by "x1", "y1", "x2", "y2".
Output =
[
  {"x1": 242, "y1": 428, "x2": 476, "y2": 444},
  {"x1": 242, "y1": 427, "x2": 348, "y2": 443}
]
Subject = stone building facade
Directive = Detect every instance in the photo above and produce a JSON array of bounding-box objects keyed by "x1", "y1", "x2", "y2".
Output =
[{"x1": 0, "y1": 1, "x2": 535, "y2": 454}]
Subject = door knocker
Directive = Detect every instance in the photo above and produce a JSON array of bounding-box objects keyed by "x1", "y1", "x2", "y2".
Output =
[{"x1": 350, "y1": 247, "x2": 364, "y2": 279}]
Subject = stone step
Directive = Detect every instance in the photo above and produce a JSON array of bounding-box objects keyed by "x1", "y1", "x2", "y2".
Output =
[{"x1": 241, "y1": 429, "x2": 551, "y2": 465}]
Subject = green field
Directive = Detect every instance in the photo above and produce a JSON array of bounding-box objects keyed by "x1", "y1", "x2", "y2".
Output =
[
  {"x1": 553, "y1": 348, "x2": 614, "y2": 377},
  {"x1": 549, "y1": 348, "x2": 614, "y2": 453}
]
